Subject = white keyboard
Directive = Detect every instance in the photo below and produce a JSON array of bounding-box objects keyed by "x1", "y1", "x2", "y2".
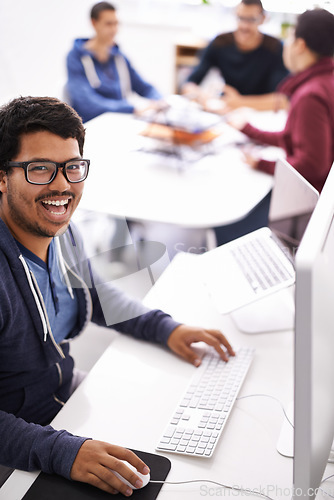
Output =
[
  {"x1": 231, "y1": 236, "x2": 294, "y2": 293},
  {"x1": 156, "y1": 347, "x2": 254, "y2": 457}
]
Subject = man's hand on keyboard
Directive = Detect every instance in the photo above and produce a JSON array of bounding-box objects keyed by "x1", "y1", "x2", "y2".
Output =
[{"x1": 167, "y1": 325, "x2": 235, "y2": 367}]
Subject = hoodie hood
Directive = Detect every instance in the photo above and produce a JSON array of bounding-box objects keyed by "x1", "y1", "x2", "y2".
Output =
[
  {"x1": 71, "y1": 38, "x2": 121, "y2": 58},
  {"x1": 0, "y1": 218, "x2": 92, "y2": 359},
  {"x1": 0, "y1": 218, "x2": 62, "y2": 351},
  {"x1": 0, "y1": 217, "x2": 23, "y2": 268},
  {"x1": 278, "y1": 57, "x2": 334, "y2": 98}
]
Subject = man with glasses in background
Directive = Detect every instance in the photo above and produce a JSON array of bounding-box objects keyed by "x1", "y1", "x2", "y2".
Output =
[
  {"x1": 0, "y1": 96, "x2": 234, "y2": 497},
  {"x1": 182, "y1": 0, "x2": 289, "y2": 112}
]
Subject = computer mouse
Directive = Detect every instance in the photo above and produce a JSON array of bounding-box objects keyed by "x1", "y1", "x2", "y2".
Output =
[{"x1": 109, "y1": 461, "x2": 150, "y2": 490}]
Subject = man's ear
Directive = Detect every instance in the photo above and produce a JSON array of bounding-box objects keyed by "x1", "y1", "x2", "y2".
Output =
[
  {"x1": 258, "y1": 12, "x2": 266, "y2": 26},
  {"x1": 0, "y1": 170, "x2": 8, "y2": 195},
  {"x1": 294, "y1": 37, "x2": 308, "y2": 55}
]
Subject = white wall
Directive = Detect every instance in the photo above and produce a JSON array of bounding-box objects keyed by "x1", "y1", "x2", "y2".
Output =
[{"x1": 0, "y1": 0, "x2": 94, "y2": 102}]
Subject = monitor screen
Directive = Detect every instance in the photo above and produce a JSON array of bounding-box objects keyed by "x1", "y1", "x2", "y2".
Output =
[{"x1": 293, "y1": 164, "x2": 334, "y2": 499}]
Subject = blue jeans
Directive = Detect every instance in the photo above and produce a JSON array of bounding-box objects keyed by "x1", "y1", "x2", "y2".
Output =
[{"x1": 214, "y1": 191, "x2": 272, "y2": 246}]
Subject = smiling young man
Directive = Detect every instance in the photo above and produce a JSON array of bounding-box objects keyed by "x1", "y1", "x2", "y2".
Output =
[
  {"x1": 67, "y1": 1, "x2": 163, "y2": 122},
  {"x1": 0, "y1": 96, "x2": 234, "y2": 496},
  {"x1": 182, "y1": 0, "x2": 289, "y2": 112},
  {"x1": 1, "y1": 131, "x2": 85, "y2": 261}
]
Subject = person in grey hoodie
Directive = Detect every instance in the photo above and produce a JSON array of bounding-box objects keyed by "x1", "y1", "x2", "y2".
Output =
[{"x1": 0, "y1": 95, "x2": 234, "y2": 496}]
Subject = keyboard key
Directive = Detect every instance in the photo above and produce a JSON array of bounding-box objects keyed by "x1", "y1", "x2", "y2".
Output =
[
  {"x1": 186, "y1": 446, "x2": 196, "y2": 454},
  {"x1": 163, "y1": 426, "x2": 175, "y2": 438},
  {"x1": 195, "y1": 449, "x2": 205, "y2": 455},
  {"x1": 158, "y1": 443, "x2": 177, "y2": 451},
  {"x1": 160, "y1": 437, "x2": 170, "y2": 444},
  {"x1": 177, "y1": 445, "x2": 187, "y2": 452}
]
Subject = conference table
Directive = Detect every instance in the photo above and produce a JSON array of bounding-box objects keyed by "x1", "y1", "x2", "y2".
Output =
[
  {"x1": 79, "y1": 110, "x2": 283, "y2": 229},
  {"x1": 3, "y1": 252, "x2": 333, "y2": 500}
]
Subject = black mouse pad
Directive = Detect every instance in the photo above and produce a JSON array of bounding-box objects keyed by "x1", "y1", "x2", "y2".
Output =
[{"x1": 22, "y1": 449, "x2": 171, "y2": 500}]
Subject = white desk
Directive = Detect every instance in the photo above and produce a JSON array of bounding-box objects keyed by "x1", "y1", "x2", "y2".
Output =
[
  {"x1": 5, "y1": 251, "x2": 331, "y2": 500},
  {"x1": 80, "y1": 112, "x2": 276, "y2": 228}
]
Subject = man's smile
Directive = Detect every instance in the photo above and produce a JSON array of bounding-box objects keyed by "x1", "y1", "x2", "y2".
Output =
[{"x1": 41, "y1": 198, "x2": 71, "y2": 215}]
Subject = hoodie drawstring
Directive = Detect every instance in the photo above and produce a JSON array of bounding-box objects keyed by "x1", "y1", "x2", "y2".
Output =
[
  {"x1": 19, "y1": 255, "x2": 48, "y2": 341},
  {"x1": 55, "y1": 237, "x2": 74, "y2": 300}
]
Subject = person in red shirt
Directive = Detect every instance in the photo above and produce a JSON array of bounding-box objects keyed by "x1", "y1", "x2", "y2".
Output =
[{"x1": 229, "y1": 8, "x2": 334, "y2": 192}]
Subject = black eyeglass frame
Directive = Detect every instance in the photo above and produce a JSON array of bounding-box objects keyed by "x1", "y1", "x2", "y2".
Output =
[
  {"x1": 236, "y1": 15, "x2": 263, "y2": 24},
  {"x1": 5, "y1": 159, "x2": 90, "y2": 185}
]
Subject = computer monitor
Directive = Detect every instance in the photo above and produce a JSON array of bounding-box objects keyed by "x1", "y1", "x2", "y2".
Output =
[{"x1": 293, "y1": 164, "x2": 334, "y2": 499}]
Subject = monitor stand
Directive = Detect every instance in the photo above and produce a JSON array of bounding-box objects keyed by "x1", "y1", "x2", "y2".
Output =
[
  {"x1": 230, "y1": 286, "x2": 295, "y2": 334},
  {"x1": 276, "y1": 401, "x2": 334, "y2": 459},
  {"x1": 276, "y1": 401, "x2": 294, "y2": 458}
]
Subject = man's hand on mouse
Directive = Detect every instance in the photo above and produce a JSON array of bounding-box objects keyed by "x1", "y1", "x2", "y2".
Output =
[
  {"x1": 167, "y1": 324, "x2": 235, "y2": 366},
  {"x1": 70, "y1": 440, "x2": 150, "y2": 497}
]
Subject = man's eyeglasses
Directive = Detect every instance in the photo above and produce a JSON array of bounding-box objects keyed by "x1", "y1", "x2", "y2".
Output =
[
  {"x1": 5, "y1": 159, "x2": 90, "y2": 185},
  {"x1": 237, "y1": 15, "x2": 263, "y2": 24}
]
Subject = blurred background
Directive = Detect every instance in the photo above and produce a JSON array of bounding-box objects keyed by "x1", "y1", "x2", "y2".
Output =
[
  {"x1": 1, "y1": 0, "x2": 333, "y2": 106},
  {"x1": 0, "y1": 0, "x2": 333, "y2": 370}
]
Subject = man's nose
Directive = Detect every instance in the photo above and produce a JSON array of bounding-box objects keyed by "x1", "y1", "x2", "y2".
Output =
[{"x1": 49, "y1": 167, "x2": 71, "y2": 191}]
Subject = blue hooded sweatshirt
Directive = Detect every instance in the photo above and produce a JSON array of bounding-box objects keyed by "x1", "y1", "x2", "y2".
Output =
[
  {"x1": 0, "y1": 218, "x2": 179, "y2": 479},
  {"x1": 66, "y1": 39, "x2": 162, "y2": 122}
]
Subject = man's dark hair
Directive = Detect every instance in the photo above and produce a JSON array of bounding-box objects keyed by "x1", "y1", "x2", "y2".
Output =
[
  {"x1": 295, "y1": 8, "x2": 334, "y2": 57},
  {"x1": 0, "y1": 96, "x2": 85, "y2": 170},
  {"x1": 90, "y1": 1, "x2": 115, "y2": 20},
  {"x1": 241, "y1": 0, "x2": 264, "y2": 12}
]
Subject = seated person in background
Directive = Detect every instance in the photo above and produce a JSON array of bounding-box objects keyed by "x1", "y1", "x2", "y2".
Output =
[
  {"x1": 0, "y1": 96, "x2": 234, "y2": 496},
  {"x1": 181, "y1": 0, "x2": 289, "y2": 113},
  {"x1": 66, "y1": 1, "x2": 163, "y2": 122},
  {"x1": 228, "y1": 8, "x2": 334, "y2": 193}
]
